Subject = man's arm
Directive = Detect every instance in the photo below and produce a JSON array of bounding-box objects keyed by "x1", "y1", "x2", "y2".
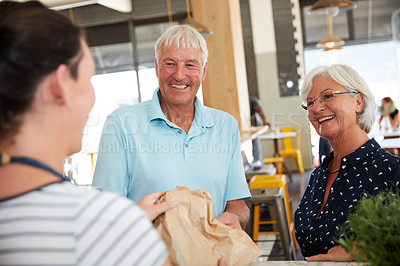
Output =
[
  {"x1": 255, "y1": 105, "x2": 270, "y2": 126},
  {"x1": 92, "y1": 114, "x2": 130, "y2": 196},
  {"x1": 216, "y1": 199, "x2": 250, "y2": 230}
]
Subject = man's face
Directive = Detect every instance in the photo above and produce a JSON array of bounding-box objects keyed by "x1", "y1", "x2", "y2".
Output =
[{"x1": 155, "y1": 43, "x2": 207, "y2": 109}]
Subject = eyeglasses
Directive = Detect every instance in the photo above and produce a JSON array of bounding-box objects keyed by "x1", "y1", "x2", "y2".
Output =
[{"x1": 301, "y1": 90, "x2": 359, "y2": 111}]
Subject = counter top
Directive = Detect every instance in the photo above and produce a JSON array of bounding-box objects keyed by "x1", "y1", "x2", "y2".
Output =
[
  {"x1": 241, "y1": 125, "x2": 270, "y2": 144},
  {"x1": 250, "y1": 261, "x2": 366, "y2": 266}
]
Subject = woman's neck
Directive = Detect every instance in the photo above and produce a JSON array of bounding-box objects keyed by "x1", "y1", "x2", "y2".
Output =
[
  {"x1": 329, "y1": 129, "x2": 369, "y2": 163},
  {"x1": 1, "y1": 126, "x2": 66, "y2": 174}
]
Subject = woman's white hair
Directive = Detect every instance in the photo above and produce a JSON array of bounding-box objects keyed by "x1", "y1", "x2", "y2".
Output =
[
  {"x1": 300, "y1": 64, "x2": 376, "y2": 133},
  {"x1": 155, "y1": 24, "x2": 208, "y2": 67}
]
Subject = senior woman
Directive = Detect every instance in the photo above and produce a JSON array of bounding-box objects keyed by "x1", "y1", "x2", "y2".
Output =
[{"x1": 295, "y1": 64, "x2": 400, "y2": 261}]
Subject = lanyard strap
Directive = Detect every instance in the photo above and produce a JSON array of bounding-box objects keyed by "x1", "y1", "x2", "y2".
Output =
[{"x1": 0, "y1": 152, "x2": 70, "y2": 182}]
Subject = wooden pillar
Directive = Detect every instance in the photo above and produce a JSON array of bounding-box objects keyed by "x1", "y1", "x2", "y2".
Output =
[{"x1": 192, "y1": 0, "x2": 250, "y2": 132}]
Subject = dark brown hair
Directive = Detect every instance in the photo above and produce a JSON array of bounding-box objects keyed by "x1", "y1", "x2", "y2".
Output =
[{"x1": 0, "y1": 1, "x2": 83, "y2": 140}]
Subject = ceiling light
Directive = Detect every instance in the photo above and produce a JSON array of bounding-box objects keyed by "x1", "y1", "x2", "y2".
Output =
[
  {"x1": 308, "y1": 0, "x2": 356, "y2": 15},
  {"x1": 181, "y1": 16, "x2": 212, "y2": 36},
  {"x1": 317, "y1": 35, "x2": 344, "y2": 50},
  {"x1": 316, "y1": 13, "x2": 344, "y2": 50},
  {"x1": 36, "y1": 0, "x2": 132, "y2": 13},
  {"x1": 181, "y1": 0, "x2": 212, "y2": 36},
  {"x1": 323, "y1": 46, "x2": 342, "y2": 52}
]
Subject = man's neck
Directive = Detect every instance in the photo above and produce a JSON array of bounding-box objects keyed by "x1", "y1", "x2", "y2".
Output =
[{"x1": 160, "y1": 101, "x2": 195, "y2": 134}]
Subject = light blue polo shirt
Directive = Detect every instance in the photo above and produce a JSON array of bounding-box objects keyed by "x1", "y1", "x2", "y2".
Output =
[{"x1": 92, "y1": 89, "x2": 250, "y2": 217}]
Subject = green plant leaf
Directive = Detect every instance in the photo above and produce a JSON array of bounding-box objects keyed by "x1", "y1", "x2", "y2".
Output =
[{"x1": 336, "y1": 188, "x2": 400, "y2": 266}]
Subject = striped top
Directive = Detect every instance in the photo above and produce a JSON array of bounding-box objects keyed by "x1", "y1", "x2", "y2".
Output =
[{"x1": 0, "y1": 182, "x2": 168, "y2": 265}]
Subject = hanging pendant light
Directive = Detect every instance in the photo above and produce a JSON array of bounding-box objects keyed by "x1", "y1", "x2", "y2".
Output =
[
  {"x1": 316, "y1": 13, "x2": 344, "y2": 51},
  {"x1": 167, "y1": 0, "x2": 173, "y2": 25},
  {"x1": 323, "y1": 45, "x2": 343, "y2": 52},
  {"x1": 308, "y1": 0, "x2": 354, "y2": 51},
  {"x1": 308, "y1": 0, "x2": 356, "y2": 15},
  {"x1": 181, "y1": 0, "x2": 212, "y2": 36},
  {"x1": 37, "y1": 0, "x2": 132, "y2": 13}
]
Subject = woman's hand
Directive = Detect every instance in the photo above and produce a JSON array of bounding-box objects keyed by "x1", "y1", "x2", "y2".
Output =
[
  {"x1": 137, "y1": 191, "x2": 178, "y2": 221},
  {"x1": 305, "y1": 245, "x2": 354, "y2": 262}
]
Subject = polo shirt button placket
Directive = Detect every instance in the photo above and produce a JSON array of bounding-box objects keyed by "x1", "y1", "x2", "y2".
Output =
[
  {"x1": 178, "y1": 130, "x2": 182, "y2": 134},
  {"x1": 185, "y1": 143, "x2": 189, "y2": 148}
]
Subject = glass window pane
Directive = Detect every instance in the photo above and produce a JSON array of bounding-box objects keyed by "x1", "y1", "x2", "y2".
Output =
[
  {"x1": 353, "y1": 0, "x2": 399, "y2": 40},
  {"x1": 90, "y1": 43, "x2": 134, "y2": 74},
  {"x1": 135, "y1": 22, "x2": 179, "y2": 65},
  {"x1": 139, "y1": 67, "x2": 159, "y2": 102},
  {"x1": 66, "y1": 71, "x2": 138, "y2": 185}
]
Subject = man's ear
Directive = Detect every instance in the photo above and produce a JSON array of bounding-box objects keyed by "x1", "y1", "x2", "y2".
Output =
[
  {"x1": 155, "y1": 59, "x2": 159, "y2": 78},
  {"x1": 201, "y1": 62, "x2": 208, "y2": 82}
]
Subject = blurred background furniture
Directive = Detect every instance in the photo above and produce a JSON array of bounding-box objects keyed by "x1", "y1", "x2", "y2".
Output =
[
  {"x1": 247, "y1": 174, "x2": 298, "y2": 260},
  {"x1": 368, "y1": 128, "x2": 400, "y2": 156},
  {"x1": 260, "y1": 129, "x2": 298, "y2": 180},
  {"x1": 247, "y1": 187, "x2": 292, "y2": 260},
  {"x1": 263, "y1": 156, "x2": 287, "y2": 180},
  {"x1": 279, "y1": 126, "x2": 305, "y2": 175},
  {"x1": 88, "y1": 152, "x2": 98, "y2": 175}
]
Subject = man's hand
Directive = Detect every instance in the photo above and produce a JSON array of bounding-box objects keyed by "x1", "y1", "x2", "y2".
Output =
[
  {"x1": 218, "y1": 199, "x2": 250, "y2": 229},
  {"x1": 137, "y1": 191, "x2": 178, "y2": 221},
  {"x1": 215, "y1": 212, "x2": 241, "y2": 229},
  {"x1": 306, "y1": 245, "x2": 354, "y2": 262}
]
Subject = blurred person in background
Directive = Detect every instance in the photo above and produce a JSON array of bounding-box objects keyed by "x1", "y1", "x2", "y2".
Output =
[
  {"x1": 249, "y1": 96, "x2": 270, "y2": 170},
  {"x1": 378, "y1": 96, "x2": 399, "y2": 130}
]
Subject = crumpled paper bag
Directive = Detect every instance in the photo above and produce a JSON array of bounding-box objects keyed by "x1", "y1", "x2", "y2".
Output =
[{"x1": 153, "y1": 186, "x2": 260, "y2": 266}]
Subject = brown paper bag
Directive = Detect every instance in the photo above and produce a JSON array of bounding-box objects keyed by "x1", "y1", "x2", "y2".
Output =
[{"x1": 153, "y1": 186, "x2": 260, "y2": 266}]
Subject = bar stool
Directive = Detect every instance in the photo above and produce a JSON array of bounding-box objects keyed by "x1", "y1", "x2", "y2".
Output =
[
  {"x1": 279, "y1": 126, "x2": 305, "y2": 175},
  {"x1": 247, "y1": 187, "x2": 291, "y2": 259},
  {"x1": 87, "y1": 152, "x2": 98, "y2": 175},
  {"x1": 249, "y1": 174, "x2": 298, "y2": 258},
  {"x1": 263, "y1": 157, "x2": 292, "y2": 182},
  {"x1": 263, "y1": 157, "x2": 284, "y2": 174}
]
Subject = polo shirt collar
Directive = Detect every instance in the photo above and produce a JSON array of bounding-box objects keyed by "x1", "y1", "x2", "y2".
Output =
[{"x1": 148, "y1": 88, "x2": 216, "y2": 129}]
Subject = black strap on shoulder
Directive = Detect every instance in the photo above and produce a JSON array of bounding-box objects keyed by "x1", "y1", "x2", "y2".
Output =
[{"x1": 0, "y1": 152, "x2": 70, "y2": 182}]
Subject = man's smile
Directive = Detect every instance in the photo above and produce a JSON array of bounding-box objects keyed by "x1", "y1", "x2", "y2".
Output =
[{"x1": 171, "y1": 84, "x2": 188, "y2": 89}]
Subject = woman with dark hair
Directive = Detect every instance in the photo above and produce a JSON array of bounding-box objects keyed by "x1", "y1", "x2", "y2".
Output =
[
  {"x1": 0, "y1": 2, "x2": 175, "y2": 265},
  {"x1": 378, "y1": 97, "x2": 399, "y2": 130}
]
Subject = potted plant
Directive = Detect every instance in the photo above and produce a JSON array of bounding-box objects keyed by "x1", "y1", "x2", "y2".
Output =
[{"x1": 337, "y1": 188, "x2": 400, "y2": 266}]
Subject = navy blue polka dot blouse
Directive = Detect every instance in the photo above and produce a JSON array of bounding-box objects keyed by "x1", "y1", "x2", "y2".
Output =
[{"x1": 294, "y1": 138, "x2": 400, "y2": 257}]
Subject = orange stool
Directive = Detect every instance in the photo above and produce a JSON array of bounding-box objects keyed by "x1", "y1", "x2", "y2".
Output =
[
  {"x1": 87, "y1": 152, "x2": 98, "y2": 176},
  {"x1": 249, "y1": 174, "x2": 298, "y2": 257},
  {"x1": 279, "y1": 126, "x2": 305, "y2": 175},
  {"x1": 263, "y1": 157, "x2": 284, "y2": 174},
  {"x1": 263, "y1": 156, "x2": 292, "y2": 182}
]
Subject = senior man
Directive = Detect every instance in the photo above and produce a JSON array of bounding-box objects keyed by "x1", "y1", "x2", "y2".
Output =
[{"x1": 92, "y1": 25, "x2": 250, "y2": 230}]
